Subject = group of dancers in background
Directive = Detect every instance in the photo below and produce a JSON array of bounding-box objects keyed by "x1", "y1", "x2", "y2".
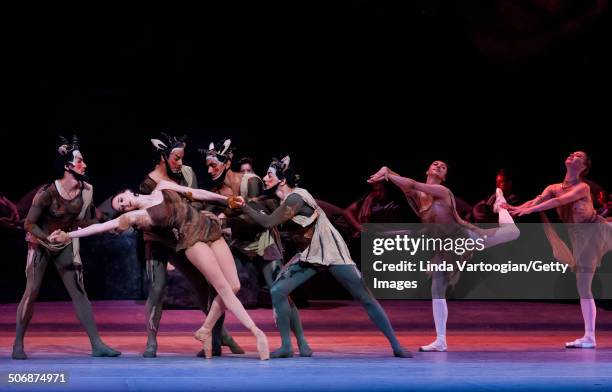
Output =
[{"x1": 8, "y1": 134, "x2": 611, "y2": 361}]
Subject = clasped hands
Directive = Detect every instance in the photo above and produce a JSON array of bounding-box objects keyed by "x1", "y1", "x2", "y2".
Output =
[
  {"x1": 48, "y1": 229, "x2": 71, "y2": 244},
  {"x1": 227, "y1": 196, "x2": 247, "y2": 209}
]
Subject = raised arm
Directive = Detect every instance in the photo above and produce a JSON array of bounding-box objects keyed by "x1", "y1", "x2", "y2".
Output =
[
  {"x1": 368, "y1": 167, "x2": 449, "y2": 200},
  {"x1": 387, "y1": 173, "x2": 450, "y2": 200},
  {"x1": 368, "y1": 166, "x2": 400, "y2": 184},
  {"x1": 156, "y1": 180, "x2": 228, "y2": 205},
  {"x1": 240, "y1": 193, "x2": 305, "y2": 229}
]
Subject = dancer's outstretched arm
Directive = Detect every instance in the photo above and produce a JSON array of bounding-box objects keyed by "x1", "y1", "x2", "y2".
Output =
[
  {"x1": 49, "y1": 210, "x2": 151, "y2": 242},
  {"x1": 368, "y1": 166, "x2": 449, "y2": 199},
  {"x1": 156, "y1": 180, "x2": 228, "y2": 204},
  {"x1": 516, "y1": 183, "x2": 589, "y2": 216},
  {"x1": 507, "y1": 185, "x2": 555, "y2": 213},
  {"x1": 368, "y1": 166, "x2": 400, "y2": 183},
  {"x1": 386, "y1": 173, "x2": 450, "y2": 200},
  {"x1": 240, "y1": 194, "x2": 305, "y2": 229}
]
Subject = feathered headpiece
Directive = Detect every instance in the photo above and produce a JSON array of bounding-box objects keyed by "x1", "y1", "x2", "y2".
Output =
[
  {"x1": 56, "y1": 134, "x2": 89, "y2": 180},
  {"x1": 150, "y1": 132, "x2": 187, "y2": 158},
  {"x1": 268, "y1": 156, "x2": 291, "y2": 176},
  {"x1": 57, "y1": 135, "x2": 80, "y2": 165},
  {"x1": 200, "y1": 138, "x2": 234, "y2": 163}
]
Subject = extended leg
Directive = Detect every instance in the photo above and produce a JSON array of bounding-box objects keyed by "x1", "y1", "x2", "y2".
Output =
[
  {"x1": 329, "y1": 264, "x2": 411, "y2": 358},
  {"x1": 483, "y1": 188, "x2": 521, "y2": 248}
]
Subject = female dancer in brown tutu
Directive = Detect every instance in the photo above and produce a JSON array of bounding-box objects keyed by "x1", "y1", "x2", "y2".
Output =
[
  {"x1": 508, "y1": 151, "x2": 612, "y2": 349},
  {"x1": 50, "y1": 181, "x2": 270, "y2": 360}
]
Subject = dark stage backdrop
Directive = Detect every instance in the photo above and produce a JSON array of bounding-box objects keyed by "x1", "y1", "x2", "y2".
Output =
[{"x1": 1, "y1": 2, "x2": 610, "y2": 302}]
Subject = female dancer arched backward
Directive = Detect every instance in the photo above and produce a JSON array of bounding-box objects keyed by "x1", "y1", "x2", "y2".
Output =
[
  {"x1": 140, "y1": 134, "x2": 242, "y2": 357},
  {"x1": 507, "y1": 151, "x2": 612, "y2": 349},
  {"x1": 234, "y1": 156, "x2": 412, "y2": 358},
  {"x1": 368, "y1": 161, "x2": 520, "y2": 352},
  {"x1": 50, "y1": 181, "x2": 270, "y2": 360}
]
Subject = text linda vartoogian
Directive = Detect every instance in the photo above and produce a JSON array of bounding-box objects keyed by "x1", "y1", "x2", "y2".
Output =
[{"x1": 368, "y1": 235, "x2": 569, "y2": 291}]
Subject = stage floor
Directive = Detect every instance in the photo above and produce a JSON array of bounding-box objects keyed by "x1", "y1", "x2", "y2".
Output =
[{"x1": 1, "y1": 300, "x2": 612, "y2": 391}]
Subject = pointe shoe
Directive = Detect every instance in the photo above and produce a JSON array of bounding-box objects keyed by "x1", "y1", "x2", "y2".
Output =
[
  {"x1": 419, "y1": 339, "x2": 447, "y2": 352},
  {"x1": 194, "y1": 327, "x2": 213, "y2": 359},
  {"x1": 254, "y1": 329, "x2": 270, "y2": 361},
  {"x1": 565, "y1": 337, "x2": 596, "y2": 349},
  {"x1": 493, "y1": 188, "x2": 505, "y2": 213}
]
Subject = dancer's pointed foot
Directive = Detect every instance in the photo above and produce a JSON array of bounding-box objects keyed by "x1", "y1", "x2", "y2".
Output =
[
  {"x1": 11, "y1": 344, "x2": 27, "y2": 360},
  {"x1": 493, "y1": 188, "x2": 506, "y2": 213},
  {"x1": 419, "y1": 339, "x2": 447, "y2": 352},
  {"x1": 254, "y1": 328, "x2": 270, "y2": 361},
  {"x1": 270, "y1": 347, "x2": 294, "y2": 358},
  {"x1": 222, "y1": 334, "x2": 246, "y2": 354},
  {"x1": 92, "y1": 343, "x2": 121, "y2": 357},
  {"x1": 393, "y1": 346, "x2": 413, "y2": 358},
  {"x1": 194, "y1": 327, "x2": 213, "y2": 359},
  {"x1": 565, "y1": 336, "x2": 596, "y2": 349}
]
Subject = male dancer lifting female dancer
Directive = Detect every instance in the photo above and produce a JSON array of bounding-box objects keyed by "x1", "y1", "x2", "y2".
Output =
[
  {"x1": 507, "y1": 151, "x2": 611, "y2": 349},
  {"x1": 138, "y1": 133, "x2": 242, "y2": 357},
  {"x1": 13, "y1": 136, "x2": 120, "y2": 359},
  {"x1": 49, "y1": 181, "x2": 270, "y2": 360},
  {"x1": 236, "y1": 156, "x2": 412, "y2": 358},
  {"x1": 368, "y1": 161, "x2": 520, "y2": 352}
]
